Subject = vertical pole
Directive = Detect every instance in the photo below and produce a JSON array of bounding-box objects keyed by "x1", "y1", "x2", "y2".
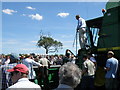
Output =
[{"x1": 76, "y1": 30, "x2": 78, "y2": 56}]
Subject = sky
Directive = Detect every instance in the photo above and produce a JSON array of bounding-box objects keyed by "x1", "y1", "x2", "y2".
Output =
[{"x1": 1, "y1": 1, "x2": 107, "y2": 55}]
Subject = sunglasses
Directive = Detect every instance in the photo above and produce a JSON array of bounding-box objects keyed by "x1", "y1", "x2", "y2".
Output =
[
  {"x1": 10, "y1": 72, "x2": 15, "y2": 76},
  {"x1": 10, "y1": 71, "x2": 19, "y2": 76}
]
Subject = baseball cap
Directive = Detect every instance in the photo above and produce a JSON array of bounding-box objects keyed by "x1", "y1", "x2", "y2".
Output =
[
  {"x1": 10, "y1": 53, "x2": 20, "y2": 60},
  {"x1": 108, "y1": 51, "x2": 114, "y2": 55},
  {"x1": 7, "y1": 64, "x2": 29, "y2": 74}
]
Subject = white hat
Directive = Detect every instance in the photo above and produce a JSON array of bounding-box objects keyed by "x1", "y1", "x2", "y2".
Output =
[{"x1": 108, "y1": 51, "x2": 114, "y2": 55}]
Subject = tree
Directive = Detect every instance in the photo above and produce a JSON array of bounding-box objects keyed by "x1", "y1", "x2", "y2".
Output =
[{"x1": 37, "y1": 35, "x2": 63, "y2": 54}]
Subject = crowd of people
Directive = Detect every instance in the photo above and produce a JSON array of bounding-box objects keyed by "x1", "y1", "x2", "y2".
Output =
[
  {"x1": 0, "y1": 50, "x2": 119, "y2": 90},
  {"x1": 0, "y1": 51, "x2": 77, "y2": 90}
]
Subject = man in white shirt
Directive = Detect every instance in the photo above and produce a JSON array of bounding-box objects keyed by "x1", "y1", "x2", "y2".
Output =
[
  {"x1": 6, "y1": 64, "x2": 41, "y2": 90},
  {"x1": 81, "y1": 54, "x2": 95, "y2": 90},
  {"x1": 4, "y1": 55, "x2": 10, "y2": 65},
  {"x1": 22, "y1": 55, "x2": 42, "y2": 82},
  {"x1": 76, "y1": 15, "x2": 86, "y2": 49},
  {"x1": 38, "y1": 56, "x2": 50, "y2": 89},
  {"x1": 87, "y1": 53, "x2": 97, "y2": 67}
]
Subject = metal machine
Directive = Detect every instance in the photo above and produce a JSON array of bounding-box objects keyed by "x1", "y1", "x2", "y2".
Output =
[
  {"x1": 76, "y1": 1, "x2": 120, "y2": 88},
  {"x1": 83, "y1": 1, "x2": 120, "y2": 64},
  {"x1": 36, "y1": 1, "x2": 120, "y2": 89}
]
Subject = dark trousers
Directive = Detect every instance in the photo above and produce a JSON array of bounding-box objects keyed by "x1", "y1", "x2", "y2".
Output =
[
  {"x1": 105, "y1": 78, "x2": 118, "y2": 90},
  {"x1": 80, "y1": 75, "x2": 95, "y2": 90},
  {"x1": 38, "y1": 66, "x2": 49, "y2": 90},
  {"x1": 29, "y1": 79, "x2": 35, "y2": 82}
]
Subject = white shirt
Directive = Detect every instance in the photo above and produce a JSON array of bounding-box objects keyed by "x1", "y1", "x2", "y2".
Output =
[
  {"x1": 39, "y1": 58, "x2": 50, "y2": 67},
  {"x1": 22, "y1": 58, "x2": 42, "y2": 79},
  {"x1": 82, "y1": 59, "x2": 95, "y2": 76},
  {"x1": 6, "y1": 78, "x2": 41, "y2": 89},
  {"x1": 4, "y1": 59, "x2": 10, "y2": 65},
  {"x1": 77, "y1": 17, "x2": 86, "y2": 29}
]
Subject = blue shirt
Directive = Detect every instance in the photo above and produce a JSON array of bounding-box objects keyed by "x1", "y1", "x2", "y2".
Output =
[
  {"x1": 77, "y1": 17, "x2": 86, "y2": 30},
  {"x1": 105, "y1": 57, "x2": 118, "y2": 78}
]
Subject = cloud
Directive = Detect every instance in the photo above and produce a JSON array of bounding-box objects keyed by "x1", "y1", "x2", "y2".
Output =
[
  {"x1": 2, "y1": 9, "x2": 17, "y2": 15},
  {"x1": 26, "y1": 6, "x2": 36, "y2": 10},
  {"x1": 28, "y1": 14, "x2": 43, "y2": 21},
  {"x1": 21, "y1": 13, "x2": 43, "y2": 21},
  {"x1": 57, "y1": 12, "x2": 69, "y2": 18}
]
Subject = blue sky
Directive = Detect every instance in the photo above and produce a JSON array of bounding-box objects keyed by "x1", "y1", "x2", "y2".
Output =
[{"x1": 2, "y1": 2, "x2": 107, "y2": 55}]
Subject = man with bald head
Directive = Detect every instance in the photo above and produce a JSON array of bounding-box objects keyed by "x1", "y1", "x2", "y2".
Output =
[{"x1": 75, "y1": 15, "x2": 86, "y2": 49}]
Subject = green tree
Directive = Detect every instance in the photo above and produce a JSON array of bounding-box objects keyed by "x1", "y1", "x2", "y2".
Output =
[{"x1": 37, "y1": 36, "x2": 63, "y2": 54}]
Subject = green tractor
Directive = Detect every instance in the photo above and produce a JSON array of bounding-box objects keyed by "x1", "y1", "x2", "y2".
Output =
[
  {"x1": 76, "y1": 0, "x2": 120, "y2": 88},
  {"x1": 84, "y1": 1, "x2": 120, "y2": 65},
  {"x1": 35, "y1": 1, "x2": 120, "y2": 89}
]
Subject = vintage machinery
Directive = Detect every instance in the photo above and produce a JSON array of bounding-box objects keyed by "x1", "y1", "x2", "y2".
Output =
[
  {"x1": 76, "y1": 1, "x2": 120, "y2": 88},
  {"x1": 35, "y1": 1, "x2": 120, "y2": 89},
  {"x1": 84, "y1": 1, "x2": 120, "y2": 64}
]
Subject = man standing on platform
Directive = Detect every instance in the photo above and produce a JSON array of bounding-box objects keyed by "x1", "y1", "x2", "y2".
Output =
[{"x1": 75, "y1": 15, "x2": 86, "y2": 49}]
